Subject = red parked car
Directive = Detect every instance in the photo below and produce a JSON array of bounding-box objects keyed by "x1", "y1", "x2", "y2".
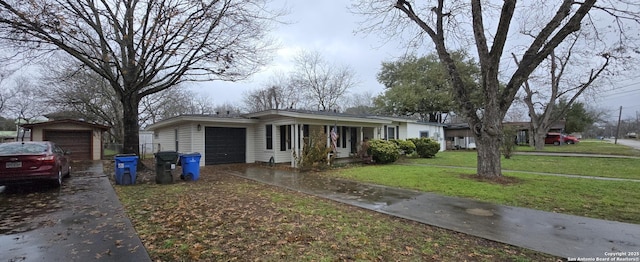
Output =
[
  {"x1": 545, "y1": 133, "x2": 579, "y2": 145},
  {"x1": 0, "y1": 141, "x2": 71, "y2": 187}
]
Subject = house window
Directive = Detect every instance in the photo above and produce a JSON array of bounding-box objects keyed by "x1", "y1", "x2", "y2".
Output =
[
  {"x1": 420, "y1": 131, "x2": 429, "y2": 138},
  {"x1": 387, "y1": 126, "x2": 395, "y2": 140},
  {"x1": 266, "y1": 125, "x2": 273, "y2": 150},
  {"x1": 174, "y1": 129, "x2": 179, "y2": 151}
]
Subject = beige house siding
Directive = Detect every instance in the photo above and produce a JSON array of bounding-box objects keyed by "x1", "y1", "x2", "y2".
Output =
[
  {"x1": 154, "y1": 127, "x2": 176, "y2": 152},
  {"x1": 177, "y1": 125, "x2": 192, "y2": 153},
  {"x1": 254, "y1": 123, "x2": 274, "y2": 163}
]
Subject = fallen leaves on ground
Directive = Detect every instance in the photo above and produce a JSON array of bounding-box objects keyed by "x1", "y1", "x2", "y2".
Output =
[{"x1": 113, "y1": 160, "x2": 559, "y2": 261}]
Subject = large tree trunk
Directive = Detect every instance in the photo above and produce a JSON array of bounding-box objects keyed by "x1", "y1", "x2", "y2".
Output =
[
  {"x1": 533, "y1": 130, "x2": 547, "y2": 150},
  {"x1": 476, "y1": 134, "x2": 503, "y2": 177},
  {"x1": 121, "y1": 93, "x2": 140, "y2": 156},
  {"x1": 472, "y1": 109, "x2": 504, "y2": 178}
]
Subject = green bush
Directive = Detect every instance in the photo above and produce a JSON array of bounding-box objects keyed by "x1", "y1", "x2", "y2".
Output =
[
  {"x1": 409, "y1": 138, "x2": 440, "y2": 158},
  {"x1": 391, "y1": 139, "x2": 417, "y2": 155},
  {"x1": 368, "y1": 139, "x2": 400, "y2": 164},
  {"x1": 501, "y1": 126, "x2": 517, "y2": 159}
]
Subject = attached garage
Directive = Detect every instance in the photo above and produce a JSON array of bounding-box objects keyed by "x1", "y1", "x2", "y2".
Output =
[
  {"x1": 204, "y1": 127, "x2": 246, "y2": 165},
  {"x1": 21, "y1": 119, "x2": 110, "y2": 161}
]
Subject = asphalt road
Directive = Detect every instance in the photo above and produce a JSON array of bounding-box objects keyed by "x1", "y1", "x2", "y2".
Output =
[{"x1": 614, "y1": 138, "x2": 640, "y2": 150}]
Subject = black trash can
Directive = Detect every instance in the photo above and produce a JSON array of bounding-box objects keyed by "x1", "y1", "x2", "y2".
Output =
[{"x1": 154, "y1": 151, "x2": 180, "y2": 184}]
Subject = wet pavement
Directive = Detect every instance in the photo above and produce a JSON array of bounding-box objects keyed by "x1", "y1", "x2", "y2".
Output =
[
  {"x1": 616, "y1": 139, "x2": 640, "y2": 150},
  {"x1": 0, "y1": 161, "x2": 150, "y2": 262},
  {"x1": 228, "y1": 166, "x2": 640, "y2": 260}
]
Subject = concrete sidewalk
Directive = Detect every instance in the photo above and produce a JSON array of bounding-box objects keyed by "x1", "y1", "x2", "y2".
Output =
[
  {"x1": 229, "y1": 166, "x2": 640, "y2": 261},
  {"x1": 400, "y1": 163, "x2": 640, "y2": 182},
  {"x1": 513, "y1": 151, "x2": 640, "y2": 159}
]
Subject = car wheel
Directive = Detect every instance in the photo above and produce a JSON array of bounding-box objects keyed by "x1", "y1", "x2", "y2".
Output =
[
  {"x1": 53, "y1": 170, "x2": 62, "y2": 187},
  {"x1": 553, "y1": 141, "x2": 560, "y2": 145},
  {"x1": 567, "y1": 140, "x2": 574, "y2": 144},
  {"x1": 65, "y1": 166, "x2": 71, "y2": 178}
]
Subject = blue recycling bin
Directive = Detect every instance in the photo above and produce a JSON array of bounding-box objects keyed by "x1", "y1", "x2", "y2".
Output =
[
  {"x1": 179, "y1": 153, "x2": 201, "y2": 181},
  {"x1": 114, "y1": 154, "x2": 138, "y2": 185}
]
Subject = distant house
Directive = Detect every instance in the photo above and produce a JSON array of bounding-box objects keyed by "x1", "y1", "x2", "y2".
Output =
[
  {"x1": 444, "y1": 120, "x2": 567, "y2": 149},
  {"x1": 443, "y1": 123, "x2": 477, "y2": 150},
  {"x1": 145, "y1": 109, "x2": 446, "y2": 167}
]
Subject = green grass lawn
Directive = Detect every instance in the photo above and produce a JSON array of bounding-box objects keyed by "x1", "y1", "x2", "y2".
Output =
[
  {"x1": 402, "y1": 151, "x2": 640, "y2": 180},
  {"x1": 516, "y1": 139, "x2": 640, "y2": 156},
  {"x1": 328, "y1": 164, "x2": 640, "y2": 224}
]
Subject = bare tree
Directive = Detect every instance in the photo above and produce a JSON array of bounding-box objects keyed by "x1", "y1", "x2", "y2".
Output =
[
  {"x1": 6, "y1": 76, "x2": 51, "y2": 123},
  {"x1": 39, "y1": 61, "x2": 124, "y2": 144},
  {"x1": 138, "y1": 86, "x2": 215, "y2": 128},
  {"x1": 243, "y1": 72, "x2": 301, "y2": 112},
  {"x1": 0, "y1": 0, "x2": 282, "y2": 155},
  {"x1": 353, "y1": 0, "x2": 640, "y2": 178},
  {"x1": 213, "y1": 103, "x2": 243, "y2": 115},
  {"x1": 343, "y1": 91, "x2": 377, "y2": 115},
  {"x1": 514, "y1": 37, "x2": 611, "y2": 150},
  {"x1": 0, "y1": 74, "x2": 15, "y2": 116},
  {"x1": 40, "y1": 59, "x2": 218, "y2": 143},
  {"x1": 292, "y1": 50, "x2": 358, "y2": 111}
]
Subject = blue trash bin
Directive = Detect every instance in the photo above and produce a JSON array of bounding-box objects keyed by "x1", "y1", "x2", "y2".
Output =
[
  {"x1": 114, "y1": 154, "x2": 138, "y2": 185},
  {"x1": 179, "y1": 153, "x2": 201, "y2": 181}
]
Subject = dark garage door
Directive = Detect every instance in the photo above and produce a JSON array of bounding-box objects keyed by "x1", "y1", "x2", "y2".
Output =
[
  {"x1": 204, "y1": 127, "x2": 246, "y2": 165},
  {"x1": 44, "y1": 130, "x2": 92, "y2": 160}
]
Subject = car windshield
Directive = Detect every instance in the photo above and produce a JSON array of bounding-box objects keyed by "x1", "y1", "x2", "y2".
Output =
[{"x1": 0, "y1": 143, "x2": 48, "y2": 155}]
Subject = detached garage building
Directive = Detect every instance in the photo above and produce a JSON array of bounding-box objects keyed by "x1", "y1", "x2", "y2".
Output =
[{"x1": 21, "y1": 119, "x2": 110, "y2": 161}]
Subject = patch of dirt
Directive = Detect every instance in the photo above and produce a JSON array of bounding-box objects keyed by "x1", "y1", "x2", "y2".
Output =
[{"x1": 459, "y1": 174, "x2": 524, "y2": 185}]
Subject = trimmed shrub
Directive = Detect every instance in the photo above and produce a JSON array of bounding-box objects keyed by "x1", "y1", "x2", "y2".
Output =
[
  {"x1": 392, "y1": 139, "x2": 417, "y2": 155},
  {"x1": 368, "y1": 139, "x2": 400, "y2": 164},
  {"x1": 409, "y1": 138, "x2": 440, "y2": 158}
]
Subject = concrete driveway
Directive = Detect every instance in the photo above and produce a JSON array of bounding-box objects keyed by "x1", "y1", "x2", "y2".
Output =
[{"x1": 0, "y1": 161, "x2": 150, "y2": 262}]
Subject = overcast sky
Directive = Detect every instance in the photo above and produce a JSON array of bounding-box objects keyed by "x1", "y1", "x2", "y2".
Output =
[
  {"x1": 190, "y1": 0, "x2": 640, "y2": 120},
  {"x1": 189, "y1": 1, "x2": 397, "y2": 109}
]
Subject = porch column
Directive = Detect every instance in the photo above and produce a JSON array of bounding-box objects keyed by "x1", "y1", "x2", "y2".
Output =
[{"x1": 292, "y1": 124, "x2": 298, "y2": 168}]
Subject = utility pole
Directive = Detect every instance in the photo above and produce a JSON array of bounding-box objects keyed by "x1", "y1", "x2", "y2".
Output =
[{"x1": 614, "y1": 106, "x2": 622, "y2": 144}]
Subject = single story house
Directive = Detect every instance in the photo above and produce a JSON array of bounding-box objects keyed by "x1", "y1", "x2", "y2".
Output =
[
  {"x1": 444, "y1": 123, "x2": 477, "y2": 150},
  {"x1": 21, "y1": 119, "x2": 110, "y2": 161},
  {"x1": 145, "y1": 109, "x2": 446, "y2": 167},
  {"x1": 444, "y1": 120, "x2": 567, "y2": 149}
]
